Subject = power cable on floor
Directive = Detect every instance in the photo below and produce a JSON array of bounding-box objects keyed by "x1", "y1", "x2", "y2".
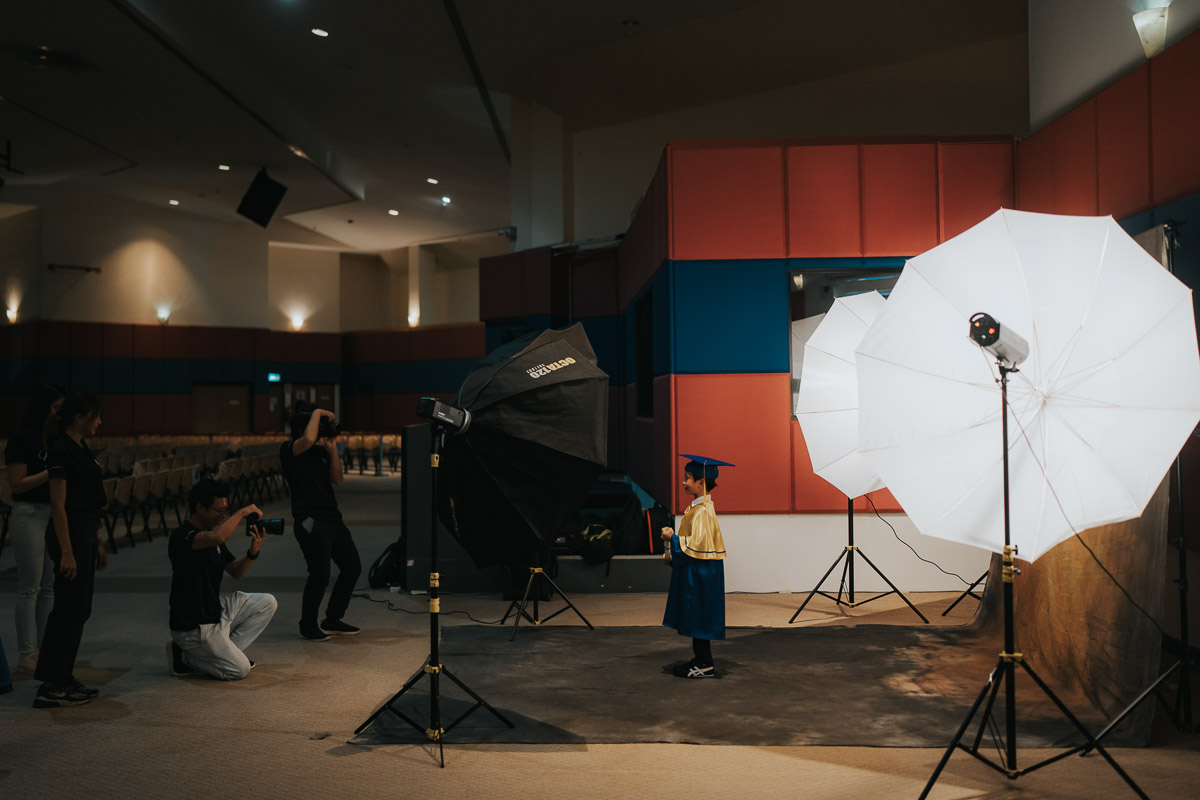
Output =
[{"x1": 351, "y1": 586, "x2": 507, "y2": 625}]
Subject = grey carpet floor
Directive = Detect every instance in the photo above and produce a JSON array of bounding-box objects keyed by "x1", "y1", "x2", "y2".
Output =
[{"x1": 354, "y1": 624, "x2": 1148, "y2": 748}]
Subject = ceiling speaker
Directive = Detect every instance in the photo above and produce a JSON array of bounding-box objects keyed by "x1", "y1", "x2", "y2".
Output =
[{"x1": 237, "y1": 169, "x2": 287, "y2": 227}]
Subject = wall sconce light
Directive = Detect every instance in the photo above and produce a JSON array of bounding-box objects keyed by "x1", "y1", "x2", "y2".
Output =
[
  {"x1": 6, "y1": 307, "x2": 16, "y2": 323},
  {"x1": 407, "y1": 312, "x2": 419, "y2": 326},
  {"x1": 156, "y1": 305, "x2": 171, "y2": 325},
  {"x1": 1133, "y1": 5, "x2": 1170, "y2": 59},
  {"x1": 290, "y1": 313, "x2": 305, "y2": 331},
  {"x1": 791, "y1": 274, "x2": 805, "y2": 290}
]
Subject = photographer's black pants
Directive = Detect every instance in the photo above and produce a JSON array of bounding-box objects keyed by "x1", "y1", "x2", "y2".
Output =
[
  {"x1": 36, "y1": 514, "x2": 99, "y2": 686},
  {"x1": 294, "y1": 517, "x2": 361, "y2": 627}
]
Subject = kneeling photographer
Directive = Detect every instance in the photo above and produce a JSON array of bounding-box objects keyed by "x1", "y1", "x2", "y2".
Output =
[
  {"x1": 280, "y1": 403, "x2": 362, "y2": 642},
  {"x1": 167, "y1": 478, "x2": 278, "y2": 681}
]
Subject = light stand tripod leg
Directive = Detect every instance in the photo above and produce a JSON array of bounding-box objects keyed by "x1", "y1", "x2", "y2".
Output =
[
  {"x1": 789, "y1": 548, "x2": 849, "y2": 623},
  {"x1": 508, "y1": 562, "x2": 594, "y2": 640},
  {"x1": 507, "y1": 567, "x2": 540, "y2": 641},
  {"x1": 942, "y1": 570, "x2": 988, "y2": 617},
  {"x1": 919, "y1": 661, "x2": 1005, "y2": 800},
  {"x1": 852, "y1": 547, "x2": 929, "y2": 623}
]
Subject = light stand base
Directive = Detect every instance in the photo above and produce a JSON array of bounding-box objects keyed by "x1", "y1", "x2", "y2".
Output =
[
  {"x1": 503, "y1": 561, "x2": 595, "y2": 641},
  {"x1": 919, "y1": 653, "x2": 1149, "y2": 799},
  {"x1": 789, "y1": 545, "x2": 929, "y2": 624}
]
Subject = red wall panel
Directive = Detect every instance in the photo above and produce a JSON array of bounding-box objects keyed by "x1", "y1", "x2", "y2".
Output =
[
  {"x1": 1097, "y1": 65, "x2": 1151, "y2": 218},
  {"x1": 787, "y1": 145, "x2": 862, "y2": 257},
  {"x1": 672, "y1": 373, "x2": 791, "y2": 514},
  {"x1": 479, "y1": 252, "x2": 523, "y2": 320},
  {"x1": 1052, "y1": 100, "x2": 1099, "y2": 215},
  {"x1": 162, "y1": 395, "x2": 191, "y2": 433},
  {"x1": 938, "y1": 142, "x2": 1014, "y2": 240},
  {"x1": 102, "y1": 324, "x2": 134, "y2": 359},
  {"x1": 1016, "y1": 129, "x2": 1055, "y2": 212},
  {"x1": 132, "y1": 395, "x2": 164, "y2": 434},
  {"x1": 861, "y1": 144, "x2": 939, "y2": 256},
  {"x1": 571, "y1": 249, "x2": 618, "y2": 318},
  {"x1": 34, "y1": 320, "x2": 69, "y2": 358},
  {"x1": 133, "y1": 324, "x2": 164, "y2": 360},
  {"x1": 102, "y1": 394, "x2": 133, "y2": 435},
  {"x1": 670, "y1": 146, "x2": 786, "y2": 260},
  {"x1": 70, "y1": 322, "x2": 104, "y2": 358},
  {"x1": 222, "y1": 328, "x2": 254, "y2": 363},
  {"x1": 191, "y1": 327, "x2": 223, "y2": 360},
  {"x1": 521, "y1": 247, "x2": 553, "y2": 316},
  {"x1": 162, "y1": 326, "x2": 194, "y2": 359},
  {"x1": 1151, "y1": 27, "x2": 1200, "y2": 204},
  {"x1": 254, "y1": 330, "x2": 285, "y2": 363}
]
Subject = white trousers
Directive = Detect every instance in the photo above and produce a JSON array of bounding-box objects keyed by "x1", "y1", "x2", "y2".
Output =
[
  {"x1": 10, "y1": 501, "x2": 55, "y2": 655},
  {"x1": 171, "y1": 591, "x2": 277, "y2": 681}
]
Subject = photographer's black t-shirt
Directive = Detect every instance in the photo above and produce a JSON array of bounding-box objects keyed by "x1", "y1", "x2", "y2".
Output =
[
  {"x1": 46, "y1": 434, "x2": 106, "y2": 513},
  {"x1": 4, "y1": 429, "x2": 52, "y2": 503},
  {"x1": 279, "y1": 440, "x2": 340, "y2": 523},
  {"x1": 168, "y1": 521, "x2": 235, "y2": 631}
]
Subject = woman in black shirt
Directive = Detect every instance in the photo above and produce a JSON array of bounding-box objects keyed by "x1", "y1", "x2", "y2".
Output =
[
  {"x1": 4, "y1": 383, "x2": 65, "y2": 674},
  {"x1": 32, "y1": 391, "x2": 109, "y2": 708}
]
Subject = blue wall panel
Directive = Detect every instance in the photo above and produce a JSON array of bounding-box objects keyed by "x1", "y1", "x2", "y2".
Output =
[
  {"x1": 102, "y1": 357, "x2": 133, "y2": 394},
  {"x1": 133, "y1": 359, "x2": 164, "y2": 394},
  {"x1": 70, "y1": 359, "x2": 103, "y2": 393},
  {"x1": 579, "y1": 316, "x2": 623, "y2": 385},
  {"x1": 672, "y1": 259, "x2": 790, "y2": 374}
]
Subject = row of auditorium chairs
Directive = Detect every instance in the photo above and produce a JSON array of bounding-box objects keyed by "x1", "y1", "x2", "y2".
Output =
[{"x1": 342, "y1": 433, "x2": 402, "y2": 474}]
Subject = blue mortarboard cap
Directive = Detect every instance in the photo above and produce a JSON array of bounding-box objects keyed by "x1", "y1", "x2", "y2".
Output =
[
  {"x1": 678, "y1": 453, "x2": 736, "y2": 467},
  {"x1": 679, "y1": 453, "x2": 735, "y2": 484}
]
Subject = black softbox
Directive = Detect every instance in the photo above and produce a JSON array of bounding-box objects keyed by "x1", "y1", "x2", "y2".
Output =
[{"x1": 438, "y1": 323, "x2": 608, "y2": 567}]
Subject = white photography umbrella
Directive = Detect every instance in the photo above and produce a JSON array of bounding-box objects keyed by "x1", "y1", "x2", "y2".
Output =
[
  {"x1": 795, "y1": 291, "x2": 887, "y2": 498},
  {"x1": 791, "y1": 289, "x2": 928, "y2": 624},
  {"x1": 856, "y1": 208, "x2": 1200, "y2": 562}
]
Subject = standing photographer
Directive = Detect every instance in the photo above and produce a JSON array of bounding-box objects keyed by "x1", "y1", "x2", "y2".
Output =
[
  {"x1": 280, "y1": 403, "x2": 362, "y2": 641},
  {"x1": 167, "y1": 479, "x2": 277, "y2": 681}
]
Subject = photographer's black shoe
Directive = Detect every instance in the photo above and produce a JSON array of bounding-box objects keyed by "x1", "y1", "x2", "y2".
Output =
[
  {"x1": 33, "y1": 683, "x2": 91, "y2": 708},
  {"x1": 167, "y1": 641, "x2": 193, "y2": 677},
  {"x1": 68, "y1": 678, "x2": 100, "y2": 697},
  {"x1": 320, "y1": 619, "x2": 360, "y2": 635},
  {"x1": 299, "y1": 625, "x2": 330, "y2": 641}
]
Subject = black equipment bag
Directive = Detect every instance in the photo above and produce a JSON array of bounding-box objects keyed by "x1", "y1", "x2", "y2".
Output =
[{"x1": 368, "y1": 540, "x2": 406, "y2": 589}]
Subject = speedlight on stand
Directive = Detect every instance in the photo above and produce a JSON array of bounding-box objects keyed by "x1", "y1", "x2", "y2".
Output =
[
  {"x1": 355, "y1": 424, "x2": 513, "y2": 766},
  {"x1": 789, "y1": 497, "x2": 929, "y2": 624},
  {"x1": 919, "y1": 362, "x2": 1147, "y2": 800}
]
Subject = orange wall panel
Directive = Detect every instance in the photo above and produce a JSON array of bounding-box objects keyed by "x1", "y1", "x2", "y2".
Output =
[
  {"x1": 672, "y1": 373, "x2": 791, "y2": 514},
  {"x1": 1151, "y1": 28, "x2": 1200, "y2": 204},
  {"x1": 1097, "y1": 65, "x2": 1151, "y2": 218},
  {"x1": 938, "y1": 142, "x2": 1014, "y2": 240},
  {"x1": 1016, "y1": 129, "x2": 1055, "y2": 212},
  {"x1": 479, "y1": 252, "x2": 523, "y2": 320},
  {"x1": 786, "y1": 145, "x2": 862, "y2": 257},
  {"x1": 1052, "y1": 100, "x2": 1099, "y2": 215},
  {"x1": 670, "y1": 146, "x2": 786, "y2": 260},
  {"x1": 861, "y1": 144, "x2": 939, "y2": 256}
]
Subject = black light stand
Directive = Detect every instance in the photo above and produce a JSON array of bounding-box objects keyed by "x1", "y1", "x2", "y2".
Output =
[
  {"x1": 355, "y1": 424, "x2": 513, "y2": 766},
  {"x1": 919, "y1": 363, "x2": 1148, "y2": 799},
  {"x1": 789, "y1": 496, "x2": 929, "y2": 624},
  {"x1": 941, "y1": 570, "x2": 988, "y2": 617},
  {"x1": 502, "y1": 552, "x2": 594, "y2": 641}
]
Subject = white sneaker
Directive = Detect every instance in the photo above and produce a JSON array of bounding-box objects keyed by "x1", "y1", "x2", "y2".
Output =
[
  {"x1": 684, "y1": 663, "x2": 715, "y2": 679},
  {"x1": 16, "y1": 651, "x2": 38, "y2": 674}
]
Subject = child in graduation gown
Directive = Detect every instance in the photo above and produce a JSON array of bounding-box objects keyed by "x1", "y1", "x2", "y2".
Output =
[{"x1": 661, "y1": 455, "x2": 731, "y2": 679}]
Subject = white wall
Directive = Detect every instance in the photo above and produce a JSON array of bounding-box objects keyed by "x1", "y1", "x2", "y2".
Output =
[
  {"x1": 339, "y1": 252, "x2": 393, "y2": 331},
  {"x1": 267, "y1": 244, "x2": 340, "y2": 332},
  {"x1": 722, "y1": 512, "x2": 992, "y2": 594},
  {"x1": 1029, "y1": 0, "x2": 1200, "y2": 131}
]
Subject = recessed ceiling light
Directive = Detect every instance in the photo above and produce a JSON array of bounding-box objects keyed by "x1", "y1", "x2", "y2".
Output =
[
  {"x1": 218, "y1": 164, "x2": 230, "y2": 171},
  {"x1": 311, "y1": 28, "x2": 329, "y2": 37},
  {"x1": 388, "y1": 209, "x2": 399, "y2": 216},
  {"x1": 426, "y1": 178, "x2": 439, "y2": 185},
  {"x1": 169, "y1": 199, "x2": 179, "y2": 206},
  {"x1": 441, "y1": 196, "x2": 451, "y2": 206}
]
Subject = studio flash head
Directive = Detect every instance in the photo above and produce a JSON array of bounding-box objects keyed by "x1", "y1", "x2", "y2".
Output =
[
  {"x1": 969, "y1": 312, "x2": 1029, "y2": 368},
  {"x1": 417, "y1": 396, "x2": 471, "y2": 434}
]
